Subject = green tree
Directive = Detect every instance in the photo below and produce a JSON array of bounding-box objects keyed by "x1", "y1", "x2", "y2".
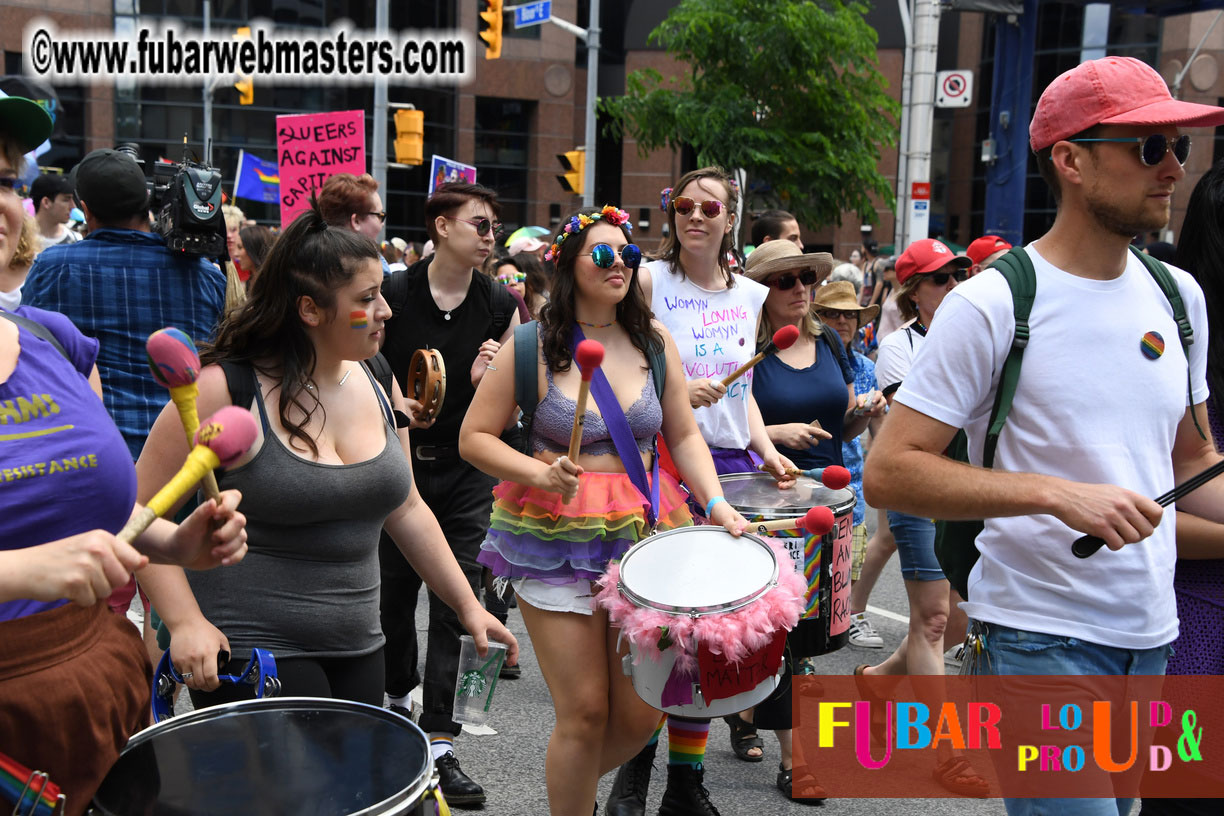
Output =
[{"x1": 602, "y1": 0, "x2": 899, "y2": 229}]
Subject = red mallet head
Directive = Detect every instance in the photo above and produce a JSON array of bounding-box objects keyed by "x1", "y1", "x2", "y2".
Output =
[
  {"x1": 193, "y1": 406, "x2": 258, "y2": 467},
  {"x1": 575, "y1": 339, "x2": 605, "y2": 382},
  {"x1": 772, "y1": 324, "x2": 800, "y2": 351},
  {"x1": 820, "y1": 465, "x2": 852, "y2": 491},
  {"x1": 146, "y1": 328, "x2": 201, "y2": 388},
  {"x1": 800, "y1": 506, "x2": 836, "y2": 536}
]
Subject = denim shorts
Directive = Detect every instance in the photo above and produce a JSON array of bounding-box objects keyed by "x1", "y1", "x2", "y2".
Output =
[
  {"x1": 886, "y1": 509, "x2": 944, "y2": 582},
  {"x1": 972, "y1": 621, "x2": 1171, "y2": 816},
  {"x1": 512, "y1": 578, "x2": 597, "y2": 616}
]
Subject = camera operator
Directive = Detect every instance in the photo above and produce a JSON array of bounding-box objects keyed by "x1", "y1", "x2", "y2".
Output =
[{"x1": 22, "y1": 148, "x2": 226, "y2": 460}]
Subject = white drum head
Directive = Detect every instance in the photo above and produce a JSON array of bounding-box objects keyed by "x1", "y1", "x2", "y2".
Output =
[{"x1": 619, "y1": 527, "x2": 777, "y2": 614}]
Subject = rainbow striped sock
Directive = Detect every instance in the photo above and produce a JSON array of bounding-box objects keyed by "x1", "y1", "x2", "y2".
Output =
[
  {"x1": 429, "y1": 733, "x2": 454, "y2": 761},
  {"x1": 646, "y1": 712, "x2": 666, "y2": 747},
  {"x1": 666, "y1": 717, "x2": 709, "y2": 769}
]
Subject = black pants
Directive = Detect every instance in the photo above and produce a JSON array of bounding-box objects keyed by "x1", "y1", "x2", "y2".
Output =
[
  {"x1": 188, "y1": 648, "x2": 384, "y2": 709},
  {"x1": 379, "y1": 454, "x2": 496, "y2": 736}
]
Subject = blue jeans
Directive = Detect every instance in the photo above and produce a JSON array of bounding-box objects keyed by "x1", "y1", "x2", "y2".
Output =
[
  {"x1": 886, "y1": 509, "x2": 943, "y2": 581},
  {"x1": 973, "y1": 621, "x2": 1170, "y2": 816}
]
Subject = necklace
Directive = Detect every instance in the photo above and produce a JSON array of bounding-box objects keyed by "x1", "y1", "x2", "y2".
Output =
[
  {"x1": 577, "y1": 319, "x2": 616, "y2": 329},
  {"x1": 304, "y1": 368, "x2": 353, "y2": 390},
  {"x1": 913, "y1": 318, "x2": 928, "y2": 336},
  {"x1": 443, "y1": 310, "x2": 452, "y2": 321}
]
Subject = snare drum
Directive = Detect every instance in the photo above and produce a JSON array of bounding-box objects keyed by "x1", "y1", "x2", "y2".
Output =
[
  {"x1": 598, "y1": 526, "x2": 805, "y2": 718},
  {"x1": 720, "y1": 472, "x2": 856, "y2": 657},
  {"x1": 92, "y1": 698, "x2": 446, "y2": 815}
]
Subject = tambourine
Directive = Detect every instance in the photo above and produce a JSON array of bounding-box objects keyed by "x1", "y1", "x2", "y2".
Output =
[{"x1": 408, "y1": 348, "x2": 447, "y2": 423}]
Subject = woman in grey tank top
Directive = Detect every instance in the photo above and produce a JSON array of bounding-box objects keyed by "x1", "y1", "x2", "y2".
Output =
[
  {"x1": 460, "y1": 206, "x2": 748, "y2": 816},
  {"x1": 135, "y1": 205, "x2": 517, "y2": 707}
]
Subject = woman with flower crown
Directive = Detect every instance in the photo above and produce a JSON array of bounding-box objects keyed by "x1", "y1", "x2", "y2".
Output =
[{"x1": 460, "y1": 205, "x2": 748, "y2": 816}]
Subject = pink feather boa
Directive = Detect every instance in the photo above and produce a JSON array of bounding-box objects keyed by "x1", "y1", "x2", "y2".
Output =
[{"x1": 595, "y1": 539, "x2": 806, "y2": 673}]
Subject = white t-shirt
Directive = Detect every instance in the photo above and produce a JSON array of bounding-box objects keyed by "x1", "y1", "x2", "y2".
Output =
[
  {"x1": 895, "y1": 245, "x2": 1209, "y2": 649},
  {"x1": 0, "y1": 286, "x2": 20, "y2": 311},
  {"x1": 876, "y1": 292, "x2": 904, "y2": 340},
  {"x1": 647, "y1": 259, "x2": 768, "y2": 450},
  {"x1": 875, "y1": 322, "x2": 922, "y2": 395}
]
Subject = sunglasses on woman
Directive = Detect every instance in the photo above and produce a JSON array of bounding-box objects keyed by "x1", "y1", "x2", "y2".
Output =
[
  {"x1": 766, "y1": 269, "x2": 818, "y2": 290},
  {"x1": 671, "y1": 196, "x2": 725, "y2": 218},
  {"x1": 1068, "y1": 133, "x2": 1192, "y2": 167},
  {"x1": 498, "y1": 271, "x2": 526, "y2": 284},
  {"x1": 581, "y1": 243, "x2": 642, "y2": 270},
  {"x1": 816, "y1": 308, "x2": 860, "y2": 322},
  {"x1": 923, "y1": 270, "x2": 969, "y2": 285},
  {"x1": 447, "y1": 216, "x2": 504, "y2": 237}
]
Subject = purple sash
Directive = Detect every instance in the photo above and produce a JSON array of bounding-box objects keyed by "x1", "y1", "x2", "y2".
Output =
[{"x1": 571, "y1": 326, "x2": 660, "y2": 528}]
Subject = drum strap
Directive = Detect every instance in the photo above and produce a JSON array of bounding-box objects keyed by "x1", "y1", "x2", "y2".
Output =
[{"x1": 572, "y1": 325, "x2": 660, "y2": 528}]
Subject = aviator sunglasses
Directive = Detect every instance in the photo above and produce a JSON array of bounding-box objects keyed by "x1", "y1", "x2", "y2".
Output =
[
  {"x1": 766, "y1": 269, "x2": 819, "y2": 290},
  {"x1": 581, "y1": 243, "x2": 642, "y2": 270},
  {"x1": 671, "y1": 196, "x2": 725, "y2": 218},
  {"x1": 1068, "y1": 134, "x2": 1192, "y2": 167},
  {"x1": 446, "y1": 216, "x2": 504, "y2": 237},
  {"x1": 923, "y1": 270, "x2": 968, "y2": 285}
]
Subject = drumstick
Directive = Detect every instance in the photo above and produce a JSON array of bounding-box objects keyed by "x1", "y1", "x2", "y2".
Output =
[
  {"x1": 720, "y1": 324, "x2": 800, "y2": 388},
  {"x1": 118, "y1": 406, "x2": 257, "y2": 545},
  {"x1": 753, "y1": 506, "x2": 836, "y2": 535},
  {"x1": 147, "y1": 328, "x2": 220, "y2": 501},
  {"x1": 1072, "y1": 458, "x2": 1224, "y2": 558},
  {"x1": 567, "y1": 340, "x2": 605, "y2": 459},
  {"x1": 759, "y1": 464, "x2": 852, "y2": 490}
]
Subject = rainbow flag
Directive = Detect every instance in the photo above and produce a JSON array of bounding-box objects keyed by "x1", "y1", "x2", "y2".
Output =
[{"x1": 234, "y1": 150, "x2": 279, "y2": 204}]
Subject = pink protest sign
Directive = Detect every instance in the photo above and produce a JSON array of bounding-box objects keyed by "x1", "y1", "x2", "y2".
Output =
[{"x1": 275, "y1": 110, "x2": 366, "y2": 226}]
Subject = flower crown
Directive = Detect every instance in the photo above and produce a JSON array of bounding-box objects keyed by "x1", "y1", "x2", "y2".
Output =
[{"x1": 544, "y1": 205, "x2": 633, "y2": 262}]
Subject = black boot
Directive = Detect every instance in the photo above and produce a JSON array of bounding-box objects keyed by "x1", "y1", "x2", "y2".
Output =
[
  {"x1": 657, "y1": 764, "x2": 720, "y2": 816},
  {"x1": 605, "y1": 740, "x2": 656, "y2": 816}
]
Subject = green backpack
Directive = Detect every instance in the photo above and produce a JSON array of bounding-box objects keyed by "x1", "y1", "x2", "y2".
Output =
[{"x1": 933, "y1": 245, "x2": 1197, "y2": 599}]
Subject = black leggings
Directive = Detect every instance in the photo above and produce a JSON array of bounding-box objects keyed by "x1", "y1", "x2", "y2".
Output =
[{"x1": 189, "y1": 648, "x2": 385, "y2": 709}]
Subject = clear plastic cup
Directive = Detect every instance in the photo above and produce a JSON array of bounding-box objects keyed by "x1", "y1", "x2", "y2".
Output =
[{"x1": 452, "y1": 635, "x2": 508, "y2": 725}]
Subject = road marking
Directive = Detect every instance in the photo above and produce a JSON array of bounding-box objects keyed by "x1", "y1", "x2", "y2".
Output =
[{"x1": 865, "y1": 603, "x2": 910, "y2": 624}]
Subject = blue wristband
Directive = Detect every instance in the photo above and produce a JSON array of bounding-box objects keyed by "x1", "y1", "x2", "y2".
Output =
[{"x1": 705, "y1": 496, "x2": 726, "y2": 517}]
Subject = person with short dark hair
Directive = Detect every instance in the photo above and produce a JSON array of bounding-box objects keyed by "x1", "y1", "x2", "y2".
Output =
[
  {"x1": 378, "y1": 181, "x2": 521, "y2": 806},
  {"x1": 750, "y1": 209, "x2": 801, "y2": 248},
  {"x1": 29, "y1": 172, "x2": 79, "y2": 249}
]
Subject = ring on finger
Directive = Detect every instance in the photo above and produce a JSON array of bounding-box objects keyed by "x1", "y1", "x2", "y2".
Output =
[{"x1": 181, "y1": 671, "x2": 194, "y2": 681}]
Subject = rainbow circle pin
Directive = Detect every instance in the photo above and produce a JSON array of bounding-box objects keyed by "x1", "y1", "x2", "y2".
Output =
[{"x1": 1140, "y1": 331, "x2": 1165, "y2": 360}]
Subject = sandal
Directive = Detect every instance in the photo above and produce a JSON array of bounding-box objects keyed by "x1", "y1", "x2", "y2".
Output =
[
  {"x1": 778, "y1": 763, "x2": 826, "y2": 805},
  {"x1": 722, "y1": 713, "x2": 764, "y2": 762},
  {"x1": 932, "y1": 755, "x2": 990, "y2": 797}
]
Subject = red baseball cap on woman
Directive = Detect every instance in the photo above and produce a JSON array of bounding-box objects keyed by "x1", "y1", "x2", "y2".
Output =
[{"x1": 895, "y1": 239, "x2": 971, "y2": 284}]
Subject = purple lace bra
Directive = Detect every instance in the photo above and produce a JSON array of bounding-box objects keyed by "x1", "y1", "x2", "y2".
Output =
[{"x1": 532, "y1": 367, "x2": 661, "y2": 456}]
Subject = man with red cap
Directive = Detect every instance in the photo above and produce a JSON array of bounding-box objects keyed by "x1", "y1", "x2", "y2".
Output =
[
  {"x1": 865, "y1": 57, "x2": 1224, "y2": 815},
  {"x1": 964, "y1": 234, "x2": 1012, "y2": 277}
]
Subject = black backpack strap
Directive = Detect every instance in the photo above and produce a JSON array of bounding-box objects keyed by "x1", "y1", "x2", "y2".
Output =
[
  {"x1": 981, "y1": 247, "x2": 1036, "y2": 468},
  {"x1": 490, "y1": 278, "x2": 518, "y2": 340},
  {"x1": 219, "y1": 360, "x2": 258, "y2": 413},
  {"x1": 514, "y1": 321, "x2": 540, "y2": 453},
  {"x1": 361, "y1": 351, "x2": 397, "y2": 428},
  {"x1": 645, "y1": 336, "x2": 666, "y2": 400},
  {"x1": 1129, "y1": 246, "x2": 1206, "y2": 441},
  {"x1": 0, "y1": 308, "x2": 70, "y2": 363}
]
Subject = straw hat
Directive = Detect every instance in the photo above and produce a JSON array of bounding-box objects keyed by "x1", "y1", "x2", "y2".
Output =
[
  {"x1": 743, "y1": 240, "x2": 833, "y2": 282},
  {"x1": 812, "y1": 280, "x2": 880, "y2": 324}
]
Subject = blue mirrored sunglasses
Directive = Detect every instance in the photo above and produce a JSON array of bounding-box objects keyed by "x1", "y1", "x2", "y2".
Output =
[{"x1": 583, "y1": 243, "x2": 642, "y2": 270}]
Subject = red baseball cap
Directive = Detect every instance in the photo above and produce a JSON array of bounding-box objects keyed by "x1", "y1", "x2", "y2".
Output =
[
  {"x1": 965, "y1": 235, "x2": 1012, "y2": 266},
  {"x1": 896, "y1": 239, "x2": 971, "y2": 285},
  {"x1": 1030, "y1": 57, "x2": 1224, "y2": 152}
]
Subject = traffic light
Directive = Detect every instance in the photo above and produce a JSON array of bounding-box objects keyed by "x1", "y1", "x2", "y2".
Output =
[
  {"x1": 479, "y1": 0, "x2": 503, "y2": 60},
  {"x1": 234, "y1": 76, "x2": 254, "y2": 105},
  {"x1": 394, "y1": 108, "x2": 425, "y2": 166},
  {"x1": 556, "y1": 149, "x2": 584, "y2": 195},
  {"x1": 234, "y1": 27, "x2": 253, "y2": 105}
]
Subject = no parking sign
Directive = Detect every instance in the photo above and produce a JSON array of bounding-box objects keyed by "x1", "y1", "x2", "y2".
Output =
[{"x1": 936, "y1": 70, "x2": 973, "y2": 108}]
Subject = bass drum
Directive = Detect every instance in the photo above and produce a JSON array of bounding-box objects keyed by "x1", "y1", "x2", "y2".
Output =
[{"x1": 91, "y1": 697, "x2": 447, "y2": 815}]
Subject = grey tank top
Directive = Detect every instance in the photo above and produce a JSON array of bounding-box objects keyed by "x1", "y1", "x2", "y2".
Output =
[
  {"x1": 186, "y1": 365, "x2": 413, "y2": 659},
  {"x1": 532, "y1": 367, "x2": 662, "y2": 456}
]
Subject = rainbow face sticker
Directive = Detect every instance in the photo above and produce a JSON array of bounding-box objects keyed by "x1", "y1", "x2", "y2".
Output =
[
  {"x1": 350, "y1": 310, "x2": 369, "y2": 330},
  {"x1": 1141, "y1": 331, "x2": 1165, "y2": 360}
]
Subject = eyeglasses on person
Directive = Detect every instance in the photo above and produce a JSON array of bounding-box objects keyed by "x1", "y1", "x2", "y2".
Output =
[
  {"x1": 497, "y1": 271, "x2": 526, "y2": 284},
  {"x1": 671, "y1": 196, "x2": 725, "y2": 218},
  {"x1": 446, "y1": 216, "x2": 503, "y2": 237},
  {"x1": 364, "y1": 210, "x2": 387, "y2": 223},
  {"x1": 766, "y1": 269, "x2": 819, "y2": 290},
  {"x1": 922, "y1": 270, "x2": 968, "y2": 285},
  {"x1": 1067, "y1": 134, "x2": 1191, "y2": 167},
  {"x1": 816, "y1": 308, "x2": 861, "y2": 322},
  {"x1": 580, "y1": 243, "x2": 642, "y2": 270}
]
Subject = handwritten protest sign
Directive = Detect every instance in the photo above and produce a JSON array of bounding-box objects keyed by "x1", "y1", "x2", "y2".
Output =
[
  {"x1": 275, "y1": 110, "x2": 365, "y2": 226},
  {"x1": 696, "y1": 629, "x2": 786, "y2": 705}
]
